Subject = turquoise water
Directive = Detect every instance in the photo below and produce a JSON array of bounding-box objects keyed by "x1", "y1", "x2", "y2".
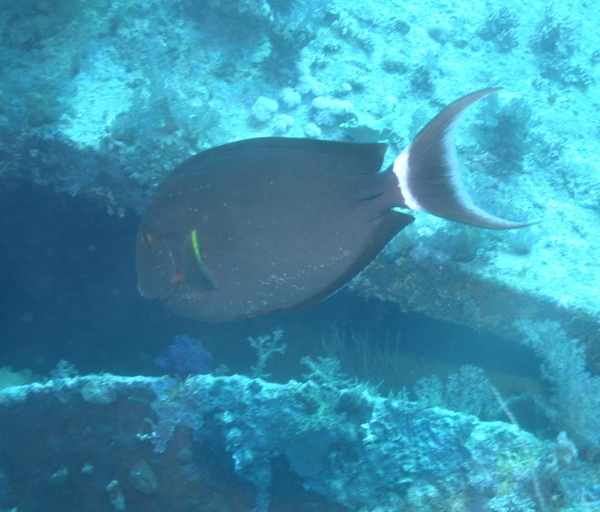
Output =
[{"x1": 0, "y1": 0, "x2": 599, "y2": 510}]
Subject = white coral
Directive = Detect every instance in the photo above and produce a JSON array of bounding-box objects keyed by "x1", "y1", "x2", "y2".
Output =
[
  {"x1": 251, "y1": 96, "x2": 279, "y2": 123},
  {"x1": 311, "y1": 96, "x2": 355, "y2": 126}
]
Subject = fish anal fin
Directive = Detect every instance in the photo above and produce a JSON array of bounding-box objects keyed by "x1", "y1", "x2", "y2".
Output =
[
  {"x1": 281, "y1": 210, "x2": 414, "y2": 313},
  {"x1": 394, "y1": 88, "x2": 535, "y2": 230},
  {"x1": 182, "y1": 229, "x2": 219, "y2": 292}
]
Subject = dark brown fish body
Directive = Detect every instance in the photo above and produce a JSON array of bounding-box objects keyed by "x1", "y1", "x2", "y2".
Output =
[{"x1": 137, "y1": 89, "x2": 532, "y2": 321}]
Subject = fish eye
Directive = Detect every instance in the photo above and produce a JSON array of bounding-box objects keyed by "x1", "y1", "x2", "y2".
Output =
[{"x1": 142, "y1": 233, "x2": 154, "y2": 246}]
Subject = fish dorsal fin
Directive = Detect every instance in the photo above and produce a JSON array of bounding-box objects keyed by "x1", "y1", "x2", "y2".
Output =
[
  {"x1": 393, "y1": 88, "x2": 534, "y2": 230},
  {"x1": 281, "y1": 209, "x2": 414, "y2": 313},
  {"x1": 185, "y1": 137, "x2": 389, "y2": 176},
  {"x1": 182, "y1": 229, "x2": 219, "y2": 293}
]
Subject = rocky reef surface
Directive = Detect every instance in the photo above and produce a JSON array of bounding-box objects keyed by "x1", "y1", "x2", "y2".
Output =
[
  {"x1": 0, "y1": 371, "x2": 594, "y2": 511},
  {"x1": 2, "y1": 4, "x2": 600, "y2": 508}
]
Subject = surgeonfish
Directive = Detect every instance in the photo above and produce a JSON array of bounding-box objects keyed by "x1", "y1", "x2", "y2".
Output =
[{"x1": 136, "y1": 88, "x2": 532, "y2": 321}]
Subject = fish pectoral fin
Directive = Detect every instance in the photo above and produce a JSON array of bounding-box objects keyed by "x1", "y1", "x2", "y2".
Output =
[
  {"x1": 393, "y1": 88, "x2": 535, "y2": 230},
  {"x1": 182, "y1": 230, "x2": 219, "y2": 292}
]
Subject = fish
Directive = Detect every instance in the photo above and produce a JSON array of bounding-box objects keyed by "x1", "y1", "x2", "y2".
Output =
[{"x1": 136, "y1": 88, "x2": 532, "y2": 322}]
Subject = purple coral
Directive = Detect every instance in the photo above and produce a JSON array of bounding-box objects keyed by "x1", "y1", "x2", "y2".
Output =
[{"x1": 154, "y1": 335, "x2": 212, "y2": 377}]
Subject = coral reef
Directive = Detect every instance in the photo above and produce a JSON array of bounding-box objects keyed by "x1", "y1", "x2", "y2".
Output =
[
  {"x1": 414, "y1": 365, "x2": 496, "y2": 418},
  {"x1": 251, "y1": 96, "x2": 280, "y2": 123},
  {"x1": 472, "y1": 93, "x2": 534, "y2": 175},
  {"x1": 247, "y1": 328, "x2": 287, "y2": 378},
  {"x1": 477, "y1": 7, "x2": 520, "y2": 53},
  {"x1": 530, "y1": 8, "x2": 594, "y2": 89},
  {"x1": 514, "y1": 319, "x2": 600, "y2": 453},
  {"x1": 1, "y1": 371, "x2": 598, "y2": 510},
  {"x1": 2, "y1": 5, "x2": 600, "y2": 510},
  {"x1": 154, "y1": 335, "x2": 212, "y2": 377}
]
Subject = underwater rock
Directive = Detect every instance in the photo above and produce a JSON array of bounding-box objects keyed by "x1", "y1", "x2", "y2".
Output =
[
  {"x1": 81, "y1": 379, "x2": 118, "y2": 404},
  {"x1": 129, "y1": 459, "x2": 158, "y2": 495},
  {"x1": 0, "y1": 372, "x2": 587, "y2": 512}
]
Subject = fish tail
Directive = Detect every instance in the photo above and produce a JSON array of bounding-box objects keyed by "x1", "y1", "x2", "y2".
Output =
[{"x1": 392, "y1": 88, "x2": 533, "y2": 229}]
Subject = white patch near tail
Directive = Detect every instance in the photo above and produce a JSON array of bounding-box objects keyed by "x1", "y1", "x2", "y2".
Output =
[
  {"x1": 392, "y1": 88, "x2": 534, "y2": 230},
  {"x1": 393, "y1": 149, "x2": 417, "y2": 209}
]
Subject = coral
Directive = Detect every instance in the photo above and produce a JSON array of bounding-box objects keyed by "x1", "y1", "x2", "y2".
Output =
[
  {"x1": 413, "y1": 365, "x2": 495, "y2": 419},
  {"x1": 546, "y1": 431, "x2": 578, "y2": 473},
  {"x1": 487, "y1": 494, "x2": 537, "y2": 511},
  {"x1": 446, "y1": 366, "x2": 495, "y2": 417},
  {"x1": 50, "y1": 360, "x2": 78, "y2": 379},
  {"x1": 303, "y1": 122, "x2": 321, "y2": 138},
  {"x1": 473, "y1": 93, "x2": 533, "y2": 175},
  {"x1": 311, "y1": 96, "x2": 355, "y2": 127},
  {"x1": 340, "y1": 111, "x2": 397, "y2": 143},
  {"x1": 514, "y1": 319, "x2": 600, "y2": 452},
  {"x1": 410, "y1": 65, "x2": 434, "y2": 94},
  {"x1": 248, "y1": 328, "x2": 287, "y2": 378},
  {"x1": 301, "y1": 356, "x2": 355, "y2": 390},
  {"x1": 296, "y1": 73, "x2": 330, "y2": 96},
  {"x1": 413, "y1": 374, "x2": 445, "y2": 408},
  {"x1": 154, "y1": 335, "x2": 212, "y2": 377},
  {"x1": 106, "y1": 479, "x2": 127, "y2": 511},
  {"x1": 250, "y1": 96, "x2": 279, "y2": 123},
  {"x1": 14, "y1": 372, "x2": 597, "y2": 509},
  {"x1": 279, "y1": 87, "x2": 301, "y2": 109},
  {"x1": 391, "y1": 18, "x2": 411, "y2": 35},
  {"x1": 183, "y1": 105, "x2": 221, "y2": 144},
  {"x1": 531, "y1": 9, "x2": 577, "y2": 58},
  {"x1": 408, "y1": 243, "x2": 433, "y2": 266},
  {"x1": 558, "y1": 64, "x2": 595, "y2": 88},
  {"x1": 330, "y1": 10, "x2": 375, "y2": 52},
  {"x1": 320, "y1": 329, "x2": 413, "y2": 395},
  {"x1": 142, "y1": 370, "x2": 545, "y2": 511},
  {"x1": 272, "y1": 114, "x2": 294, "y2": 133},
  {"x1": 380, "y1": 50, "x2": 408, "y2": 75},
  {"x1": 529, "y1": 9, "x2": 593, "y2": 89},
  {"x1": 477, "y1": 7, "x2": 520, "y2": 53}
]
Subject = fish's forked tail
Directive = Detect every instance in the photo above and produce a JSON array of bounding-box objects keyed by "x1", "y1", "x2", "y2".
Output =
[{"x1": 393, "y1": 88, "x2": 534, "y2": 229}]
